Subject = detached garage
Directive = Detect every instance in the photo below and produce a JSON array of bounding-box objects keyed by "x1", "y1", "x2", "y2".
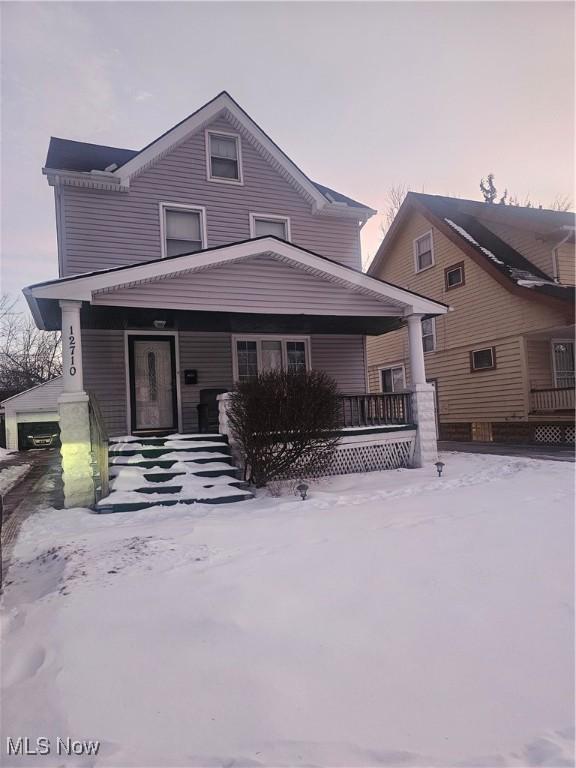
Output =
[{"x1": 1, "y1": 377, "x2": 63, "y2": 451}]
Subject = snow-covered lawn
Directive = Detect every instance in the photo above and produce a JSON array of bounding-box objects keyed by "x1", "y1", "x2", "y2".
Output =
[{"x1": 1, "y1": 453, "x2": 574, "y2": 767}]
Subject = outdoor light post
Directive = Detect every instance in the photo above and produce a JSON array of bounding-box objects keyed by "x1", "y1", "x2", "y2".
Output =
[
  {"x1": 435, "y1": 461, "x2": 445, "y2": 477},
  {"x1": 296, "y1": 482, "x2": 309, "y2": 501}
]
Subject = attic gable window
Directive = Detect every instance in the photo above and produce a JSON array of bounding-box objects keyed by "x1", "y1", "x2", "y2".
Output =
[
  {"x1": 160, "y1": 204, "x2": 206, "y2": 258},
  {"x1": 445, "y1": 262, "x2": 465, "y2": 290},
  {"x1": 250, "y1": 214, "x2": 291, "y2": 241},
  {"x1": 414, "y1": 231, "x2": 434, "y2": 272},
  {"x1": 207, "y1": 131, "x2": 242, "y2": 183}
]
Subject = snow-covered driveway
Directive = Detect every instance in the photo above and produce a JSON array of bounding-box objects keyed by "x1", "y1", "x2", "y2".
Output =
[{"x1": 1, "y1": 453, "x2": 574, "y2": 767}]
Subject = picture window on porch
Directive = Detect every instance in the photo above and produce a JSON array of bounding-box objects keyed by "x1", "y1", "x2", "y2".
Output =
[
  {"x1": 250, "y1": 214, "x2": 290, "y2": 241},
  {"x1": 234, "y1": 337, "x2": 310, "y2": 382},
  {"x1": 380, "y1": 365, "x2": 406, "y2": 393},
  {"x1": 414, "y1": 231, "x2": 434, "y2": 272},
  {"x1": 161, "y1": 205, "x2": 205, "y2": 258},
  {"x1": 207, "y1": 131, "x2": 242, "y2": 182},
  {"x1": 422, "y1": 317, "x2": 436, "y2": 353},
  {"x1": 470, "y1": 346, "x2": 496, "y2": 371}
]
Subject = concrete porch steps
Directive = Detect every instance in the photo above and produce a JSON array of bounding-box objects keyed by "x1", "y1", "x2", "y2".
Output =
[{"x1": 98, "y1": 432, "x2": 252, "y2": 513}]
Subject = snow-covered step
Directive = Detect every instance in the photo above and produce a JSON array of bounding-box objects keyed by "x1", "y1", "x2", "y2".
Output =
[{"x1": 109, "y1": 433, "x2": 227, "y2": 447}]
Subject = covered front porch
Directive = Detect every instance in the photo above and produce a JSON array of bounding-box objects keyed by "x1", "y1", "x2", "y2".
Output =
[
  {"x1": 24, "y1": 237, "x2": 448, "y2": 507},
  {"x1": 524, "y1": 325, "x2": 575, "y2": 419}
]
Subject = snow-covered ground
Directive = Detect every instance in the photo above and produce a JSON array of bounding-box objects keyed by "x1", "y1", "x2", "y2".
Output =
[
  {"x1": 1, "y1": 453, "x2": 574, "y2": 767},
  {"x1": 0, "y1": 463, "x2": 30, "y2": 494}
]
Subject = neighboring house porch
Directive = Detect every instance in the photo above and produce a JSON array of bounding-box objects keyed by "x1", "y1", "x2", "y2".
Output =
[{"x1": 25, "y1": 237, "x2": 448, "y2": 508}]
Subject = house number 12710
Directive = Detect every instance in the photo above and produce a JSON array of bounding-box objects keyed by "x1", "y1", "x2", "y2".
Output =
[{"x1": 68, "y1": 325, "x2": 77, "y2": 376}]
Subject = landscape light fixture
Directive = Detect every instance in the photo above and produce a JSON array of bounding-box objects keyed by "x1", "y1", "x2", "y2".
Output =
[
  {"x1": 296, "y1": 482, "x2": 309, "y2": 501},
  {"x1": 435, "y1": 461, "x2": 445, "y2": 477}
]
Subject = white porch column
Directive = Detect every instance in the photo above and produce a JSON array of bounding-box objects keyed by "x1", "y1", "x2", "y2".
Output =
[
  {"x1": 407, "y1": 314, "x2": 438, "y2": 468},
  {"x1": 57, "y1": 300, "x2": 94, "y2": 508}
]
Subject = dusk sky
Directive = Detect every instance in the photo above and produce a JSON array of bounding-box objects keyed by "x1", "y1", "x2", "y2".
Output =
[{"x1": 1, "y1": 1, "x2": 574, "y2": 302}]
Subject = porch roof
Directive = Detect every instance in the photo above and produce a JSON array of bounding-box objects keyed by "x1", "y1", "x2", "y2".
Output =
[{"x1": 24, "y1": 237, "x2": 449, "y2": 331}]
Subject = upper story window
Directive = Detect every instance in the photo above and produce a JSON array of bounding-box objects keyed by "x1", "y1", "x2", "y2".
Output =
[
  {"x1": 470, "y1": 346, "x2": 496, "y2": 372},
  {"x1": 445, "y1": 262, "x2": 465, "y2": 290},
  {"x1": 414, "y1": 231, "x2": 434, "y2": 272},
  {"x1": 249, "y1": 213, "x2": 291, "y2": 241},
  {"x1": 422, "y1": 317, "x2": 436, "y2": 353},
  {"x1": 380, "y1": 365, "x2": 406, "y2": 393},
  {"x1": 160, "y1": 204, "x2": 206, "y2": 258},
  {"x1": 207, "y1": 131, "x2": 242, "y2": 183}
]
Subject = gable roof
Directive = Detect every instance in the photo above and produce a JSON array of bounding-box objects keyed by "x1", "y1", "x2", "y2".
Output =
[
  {"x1": 44, "y1": 92, "x2": 375, "y2": 216},
  {"x1": 368, "y1": 192, "x2": 574, "y2": 308},
  {"x1": 24, "y1": 236, "x2": 448, "y2": 330}
]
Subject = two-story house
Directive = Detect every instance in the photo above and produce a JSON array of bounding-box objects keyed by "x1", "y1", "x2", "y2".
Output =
[
  {"x1": 23, "y1": 93, "x2": 448, "y2": 509},
  {"x1": 367, "y1": 192, "x2": 575, "y2": 445}
]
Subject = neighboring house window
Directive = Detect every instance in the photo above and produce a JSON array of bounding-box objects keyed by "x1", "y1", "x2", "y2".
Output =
[
  {"x1": 380, "y1": 365, "x2": 406, "y2": 393},
  {"x1": 234, "y1": 337, "x2": 310, "y2": 382},
  {"x1": 207, "y1": 131, "x2": 242, "y2": 183},
  {"x1": 552, "y1": 341, "x2": 575, "y2": 388},
  {"x1": 470, "y1": 347, "x2": 496, "y2": 371},
  {"x1": 250, "y1": 213, "x2": 291, "y2": 241},
  {"x1": 414, "y1": 231, "x2": 434, "y2": 272},
  {"x1": 445, "y1": 263, "x2": 465, "y2": 290},
  {"x1": 161, "y1": 204, "x2": 206, "y2": 258},
  {"x1": 422, "y1": 317, "x2": 436, "y2": 352}
]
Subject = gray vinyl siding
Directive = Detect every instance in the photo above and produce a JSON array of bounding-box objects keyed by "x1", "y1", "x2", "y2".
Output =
[
  {"x1": 60, "y1": 115, "x2": 362, "y2": 276},
  {"x1": 92, "y1": 256, "x2": 397, "y2": 316},
  {"x1": 310, "y1": 335, "x2": 367, "y2": 393},
  {"x1": 82, "y1": 329, "x2": 127, "y2": 436},
  {"x1": 179, "y1": 332, "x2": 234, "y2": 432}
]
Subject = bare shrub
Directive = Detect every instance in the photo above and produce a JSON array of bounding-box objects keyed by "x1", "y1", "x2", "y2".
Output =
[{"x1": 227, "y1": 369, "x2": 341, "y2": 487}]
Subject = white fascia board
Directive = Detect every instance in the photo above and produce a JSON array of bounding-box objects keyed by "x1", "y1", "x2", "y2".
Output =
[
  {"x1": 112, "y1": 93, "x2": 329, "y2": 210},
  {"x1": 27, "y1": 238, "x2": 449, "y2": 316}
]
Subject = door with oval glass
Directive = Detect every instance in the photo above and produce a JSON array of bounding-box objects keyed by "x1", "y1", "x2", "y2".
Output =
[{"x1": 129, "y1": 336, "x2": 177, "y2": 432}]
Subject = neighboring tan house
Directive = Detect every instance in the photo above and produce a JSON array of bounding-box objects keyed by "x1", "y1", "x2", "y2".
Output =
[
  {"x1": 24, "y1": 92, "x2": 447, "y2": 510},
  {"x1": 367, "y1": 192, "x2": 575, "y2": 445}
]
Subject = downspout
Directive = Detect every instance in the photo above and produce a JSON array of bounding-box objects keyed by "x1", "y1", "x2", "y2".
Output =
[{"x1": 551, "y1": 227, "x2": 574, "y2": 282}]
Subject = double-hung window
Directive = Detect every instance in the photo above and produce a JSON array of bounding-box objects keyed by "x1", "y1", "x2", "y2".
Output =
[
  {"x1": 161, "y1": 204, "x2": 205, "y2": 257},
  {"x1": 207, "y1": 131, "x2": 242, "y2": 182},
  {"x1": 414, "y1": 232, "x2": 434, "y2": 272},
  {"x1": 234, "y1": 337, "x2": 309, "y2": 382},
  {"x1": 422, "y1": 317, "x2": 436, "y2": 352},
  {"x1": 250, "y1": 214, "x2": 290, "y2": 241},
  {"x1": 380, "y1": 365, "x2": 406, "y2": 393}
]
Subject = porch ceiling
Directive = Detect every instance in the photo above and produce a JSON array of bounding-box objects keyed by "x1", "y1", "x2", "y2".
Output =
[{"x1": 36, "y1": 303, "x2": 405, "y2": 336}]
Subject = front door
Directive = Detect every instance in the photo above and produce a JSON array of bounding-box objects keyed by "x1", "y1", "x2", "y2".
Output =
[{"x1": 128, "y1": 336, "x2": 177, "y2": 432}]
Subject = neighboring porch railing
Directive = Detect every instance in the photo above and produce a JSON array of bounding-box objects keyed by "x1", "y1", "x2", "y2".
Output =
[
  {"x1": 337, "y1": 393, "x2": 413, "y2": 428},
  {"x1": 88, "y1": 392, "x2": 109, "y2": 502},
  {"x1": 530, "y1": 387, "x2": 575, "y2": 413}
]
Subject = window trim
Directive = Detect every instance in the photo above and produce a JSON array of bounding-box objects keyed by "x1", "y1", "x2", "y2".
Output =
[
  {"x1": 232, "y1": 334, "x2": 311, "y2": 382},
  {"x1": 470, "y1": 346, "x2": 497, "y2": 372},
  {"x1": 378, "y1": 363, "x2": 406, "y2": 393},
  {"x1": 159, "y1": 202, "x2": 207, "y2": 259},
  {"x1": 413, "y1": 230, "x2": 435, "y2": 273},
  {"x1": 422, "y1": 316, "x2": 436, "y2": 354},
  {"x1": 249, "y1": 213, "x2": 292, "y2": 241},
  {"x1": 205, "y1": 129, "x2": 243, "y2": 185},
  {"x1": 444, "y1": 262, "x2": 465, "y2": 290}
]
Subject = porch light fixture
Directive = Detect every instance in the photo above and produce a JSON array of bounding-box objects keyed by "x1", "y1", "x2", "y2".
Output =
[
  {"x1": 435, "y1": 461, "x2": 445, "y2": 477},
  {"x1": 296, "y1": 482, "x2": 309, "y2": 501},
  {"x1": 153, "y1": 320, "x2": 167, "y2": 329}
]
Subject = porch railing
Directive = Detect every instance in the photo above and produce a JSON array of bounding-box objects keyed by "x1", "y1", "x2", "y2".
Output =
[
  {"x1": 88, "y1": 392, "x2": 109, "y2": 502},
  {"x1": 530, "y1": 387, "x2": 575, "y2": 413},
  {"x1": 338, "y1": 393, "x2": 413, "y2": 429}
]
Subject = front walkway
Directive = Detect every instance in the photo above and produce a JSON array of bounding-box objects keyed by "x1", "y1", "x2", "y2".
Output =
[
  {"x1": 1, "y1": 448, "x2": 63, "y2": 583},
  {"x1": 439, "y1": 440, "x2": 575, "y2": 462}
]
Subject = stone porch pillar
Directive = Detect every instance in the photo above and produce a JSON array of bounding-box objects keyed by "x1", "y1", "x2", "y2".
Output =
[
  {"x1": 58, "y1": 300, "x2": 95, "y2": 508},
  {"x1": 407, "y1": 313, "x2": 438, "y2": 468}
]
